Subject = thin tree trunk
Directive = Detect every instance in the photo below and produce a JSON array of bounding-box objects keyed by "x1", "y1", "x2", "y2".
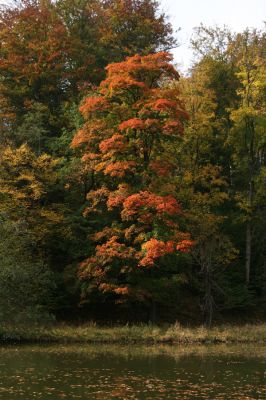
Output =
[
  {"x1": 244, "y1": 109, "x2": 255, "y2": 285},
  {"x1": 204, "y1": 267, "x2": 213, "y2": 329},
  {"x1": 245, "y1": 172, "x2": 253, "y2": 285},
  {"x1": 245, "y1": 221, "x2": 251, "y2": 284}
]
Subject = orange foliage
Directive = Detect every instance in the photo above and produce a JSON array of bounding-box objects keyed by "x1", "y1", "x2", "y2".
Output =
[
  {"x1": 163, "y1": 120, "x2": 184, "y2": 135},
  {"x1": 121, "y1": 191, "x2": 181, "y2": 221},
  {"x1": 151, "y1": 98, "x2": 179, "y2": 111},
  {"x1": 99, "y1": 134, "x2": 126, "y2": 153},
  {"x1": 106, "y1": 184, "x2": 130, "y2": 210},
  {"x1": 79, "y1": 97, "x2": 108, "y2": 116},
  {"x1": 105, "y1": 52, "x2": 179, "y2": 79},
  {"x1": 114, "y1": 287, "x2": 130, "y2": 295},
  {"x1": 100, "y1": 76, "x2": 146, "y2": 93},
  {"x1": 71, "y1": 120, "x2": 107, "y2": 148},
  {"x1": 139, "y1": 239, "x2": 175, "y2": 266},
  {"x1": 74, "y1": 51, "x2": 192, "y2": 300},
  {"x1": 96, "y1": 236, "x2": 136, "y2": 262},
  {"x1": 176, "y1": 240, "x2": 195, "y2": 253},
  {"x1": 104, "y1": 161, "x2": 136, "y2": 177},
  {"x1": 119, "y1": 118, "x2": 145, "y2": 131}
]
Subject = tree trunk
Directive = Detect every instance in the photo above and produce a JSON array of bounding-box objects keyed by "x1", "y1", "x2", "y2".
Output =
[
  {"x1": 245, "y1": 221, "x2": 251, "y2": 284},
  {"x1": 245, "y1": 175, "x2": 253, "y2": 285},
  {"x1": 203, "y1": 266, "x2": 213, "y2": 329},
  {"x1": 245, "y1": 113, "x2": 255, "y2": 285}
]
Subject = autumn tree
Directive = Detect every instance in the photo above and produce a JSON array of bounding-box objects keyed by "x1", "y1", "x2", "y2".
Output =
[
  {"x1": 228, "y1": 28, "x2": 266, "y2": 285},
  {"x1": 177, "y1": 71, "x2": 238, "y2": 326},
  {"x1": 0, "y1": 0, "x2": 73, "y2": 148},
  {"x1": 182, "y1": 25, "x2": 266, "y2": 320},
  {"x1": 0, "y1": 0, "x2": 176, "y2": 151},
  {"x1": 72, "y1": 52, "x2": 193, "y2": 319},
  {"x1": 0, "y1": 144, "x2": 67, "y2": 259},
  {"x1": 57, "y1": 0, "x2": 176, "y2": 69}
]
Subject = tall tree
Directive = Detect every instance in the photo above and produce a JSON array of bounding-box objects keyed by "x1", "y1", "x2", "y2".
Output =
[
  {"x1": 72, "y1": 52, "x2": 193, "y2": 317},
  {"x1": 178, "y1": 70, "x2": 237, "y2": 326},
  {"x1": 228, "y1": 28, "x2": 266, "y2": 284},
  {"x1": 185, "y1": 25, "x2": 266, "y2": 318}
]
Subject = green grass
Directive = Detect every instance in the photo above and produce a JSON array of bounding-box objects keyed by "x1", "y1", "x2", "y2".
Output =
[{"x1": 1, "y1": 322, "x2": 266, "y2": 344}]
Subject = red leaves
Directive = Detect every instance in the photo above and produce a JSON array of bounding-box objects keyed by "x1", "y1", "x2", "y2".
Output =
[
  {"x1": 139, "y1": 239, "x2": 175, "y2": 266},
  {"x1": 79, "y1": 97, "x2": 108, "y2": 116},
  {"x1": 119, "y1": 118, "x2": 161, "y2": 132},
  {"x1": 152, "y1": 98, "x2": 179, "y2": 111},
  {"x1": 163, "y1": 120, "x2": 184, "y2": 135},
  {"x1": 105, "y1": 52, "x2": 179, "y2": 80},
  {"x1": 139, "y1": 238, "x2": 195, "y2": 267},
  {"x1": 176, "y1": 240, "x2": 195, "y2": 253},
  {"x1": 121, "y1": 191, "x2": 182, "y2": 222},
  {"x1": 114, "y1": 287, "x2": 130, "y2": 295},
  {"x1": 74, "y1": 51, "x2": 193, "y2": 301},
  {"x1": 156, "y1": 195, "x2": 182, "y2": 215},
  {"x1": 93, "y1": 236, "x2": 136, "y2": 264},
  {"x1": 96, "y1": 236, "x2": 128, "y2": 261},
  {"x1": 99, "y1": 134, "x2": 126, "y2": 153},
  {"x1": 99, "y1": 52, "x2": 181, "y2": 99},
  {"x1": 104, "y1": 161, "x2": 136, "y2": 177},
  {"x1": 100, "y1": 76, "x2": 146, "y2": 94},
  {"x1": 107, "y1": 184, "x2": 129, "y2": 209},
  {"x1": 119, "y1": 118, "x2": 145, "y2": 131}
]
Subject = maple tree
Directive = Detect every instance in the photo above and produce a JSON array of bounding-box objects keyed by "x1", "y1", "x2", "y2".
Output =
[
  {"x1": 72, "y1": 52, "x2": 193, "y2": 310},
  {"x1": 0, "y1": 0, "x2": 175, "y2": 151}
]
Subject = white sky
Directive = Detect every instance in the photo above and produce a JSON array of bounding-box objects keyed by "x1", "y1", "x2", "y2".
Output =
[{"x1": 160, "y1": 0, "x2": 266, "y2": 71}]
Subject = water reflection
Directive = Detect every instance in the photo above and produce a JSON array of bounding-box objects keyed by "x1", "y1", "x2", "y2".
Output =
[{"x1": 0, "y1": 344, "x2": 265, "y2": 399}]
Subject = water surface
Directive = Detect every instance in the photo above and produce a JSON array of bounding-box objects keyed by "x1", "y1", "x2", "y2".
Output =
[{"x1": 0, "y1": 344, "x2": 265, "y2": 399}]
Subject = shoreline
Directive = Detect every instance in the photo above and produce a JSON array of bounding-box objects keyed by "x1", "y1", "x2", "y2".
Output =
[{"x1": 1, "y1": 323, "x2": 265, "y2": 345}]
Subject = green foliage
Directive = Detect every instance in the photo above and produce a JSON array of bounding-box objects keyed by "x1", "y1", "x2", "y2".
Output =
[{"x1": 0, "y1": 220, "x2": 55, "y2": 324}]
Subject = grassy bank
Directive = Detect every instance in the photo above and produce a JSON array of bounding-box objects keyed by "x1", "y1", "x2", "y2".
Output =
[{"x1": 1, "y1": 323, "x2": 266, "y2": 345}]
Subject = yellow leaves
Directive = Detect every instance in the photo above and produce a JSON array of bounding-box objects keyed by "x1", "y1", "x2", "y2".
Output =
[
  {"x1": 0, "y1": 145, "x2": 59, "y2": 208},
  {"x1": 183, "y1": 171, "x2": 193, "y2": 184},
  {"x1": 230, "y1": 106, "x2": 257, "y2": 123},
  {"x1": 0, "y1": 144, "x2": 64, "y2": 240},
  {"x1": 39, "y1": 209, "x2": 63, "y2": 223},
  {"x1": 181, "y1": 165, "x2": 229, "y2": 209},
  {"x1": 234, "y1": 192, "x2": 253, "y2": 216}
]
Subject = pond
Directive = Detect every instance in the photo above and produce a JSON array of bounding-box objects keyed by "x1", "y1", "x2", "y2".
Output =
[{"x1": 0, "y1": 344, "x2": 265, "y2": 399}]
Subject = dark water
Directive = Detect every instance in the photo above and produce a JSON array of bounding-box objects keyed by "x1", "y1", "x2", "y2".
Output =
[{"x1": 0, "y1": 344, "x2": 265, "y2": 399}]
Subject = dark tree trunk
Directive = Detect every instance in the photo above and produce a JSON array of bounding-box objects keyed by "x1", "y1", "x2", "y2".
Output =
[
  {"x1": 245, "y1": 220, "x2": 251, "y2": 284},
  {"x1": 203, "y1": 265, "x2": 214, "y2": 329}
]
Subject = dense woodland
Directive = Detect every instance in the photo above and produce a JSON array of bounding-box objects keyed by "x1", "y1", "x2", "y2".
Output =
[{"x1": 0, "y1": 0, "x2": 265, "y2": 327}]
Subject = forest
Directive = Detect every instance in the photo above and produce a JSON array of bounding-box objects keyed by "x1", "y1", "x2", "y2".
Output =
[{"x1": 0, "y1": 0, "x2": 265, "y2": 328}]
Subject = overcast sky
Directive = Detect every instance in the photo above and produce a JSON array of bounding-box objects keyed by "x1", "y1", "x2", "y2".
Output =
[{"x1": 160, "y1": 0, "x2": 266, "y2": 71}]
